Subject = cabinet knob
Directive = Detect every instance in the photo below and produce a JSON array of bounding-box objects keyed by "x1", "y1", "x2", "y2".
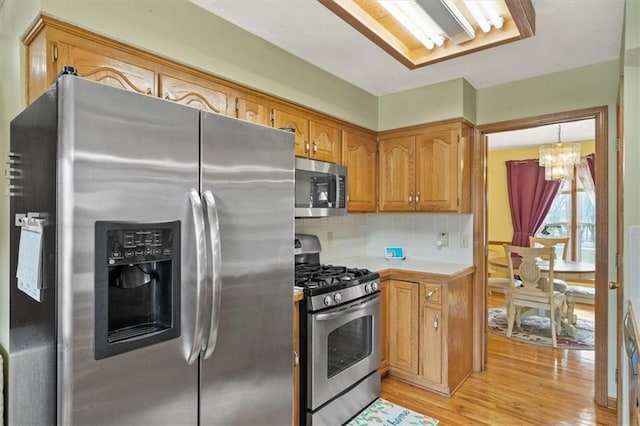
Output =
[
  {"x1": 433, "y1": 314, "x2": 439, "y2": 330},
  {"x1": 416, "y1": 191, "x2": 421, "y2": 204},
  {"x1": 293, "y1": 350, "x2": 299, "y2": 366},
  {"x1": 609, "y1": 281, "x2": 620, "y2": 290},
  {"x1": 312, "y1": 142, "x2": 318, "y2": 155},
  {"x1": 305, "y1": 142, "x2": 310, "y2": 153},
  {"x1": 408, "y1": 191, "x2": 413, "y2": 205}
]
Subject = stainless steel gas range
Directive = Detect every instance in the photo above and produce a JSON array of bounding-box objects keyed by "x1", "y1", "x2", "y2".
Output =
[{"x1": 295, "y1": 234, "x2": 381, "y2": 425}]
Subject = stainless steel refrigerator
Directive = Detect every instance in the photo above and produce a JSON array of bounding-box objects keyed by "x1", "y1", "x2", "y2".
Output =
[{"x1": 7, "y1": 74, "x2": 294, "y2": 425}]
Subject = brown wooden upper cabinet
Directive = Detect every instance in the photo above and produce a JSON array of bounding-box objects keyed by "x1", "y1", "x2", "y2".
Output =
[
  {"x1": 378, "y1": 121, "x2": 471, "y2": 213},
  {"x1": 231, "y1": 90, "x2": 272, "y2": 126},
  {"x1": 342, "y1": 129, "x2": 377, "y2": 212},
  {"x1": 24, "y1": 19, "x2": 158, "y2": 105},
  {"x1": 159, "y1": 72, "x2": 230, "y2": 115},
  {"x1": 273, "y1": 106, "x2": 341, "y2": 163}
]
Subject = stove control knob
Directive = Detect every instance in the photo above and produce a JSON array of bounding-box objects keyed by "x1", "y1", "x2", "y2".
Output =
[
  {"x1": 334, "y1": 293, "x2": 342, "y2": 303},
  {"x1": 324, "y1": 296, "x2": 332, "y2": 306},
  {"x1": 371, "y1": 282, "x2": 378, "y2": 292},
  {"x1": 364, "y1": 283, "x2": 372, "y2": 293}
]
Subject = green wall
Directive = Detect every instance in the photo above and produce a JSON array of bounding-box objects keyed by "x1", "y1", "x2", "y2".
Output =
[
  {"x1": 624, "y1": 0, "x2": 640, "y2": 298},
  {"x1": 476, "y1": 61, "x2": 620, "y2": 124},
  {"x1": 378, "y1": 78, "x2": 469, "y2": 131}
]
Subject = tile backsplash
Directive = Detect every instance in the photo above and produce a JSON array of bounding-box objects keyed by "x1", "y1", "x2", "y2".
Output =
[{"x1": 295, "y1": 213, "x2": 473, "y2": 265}]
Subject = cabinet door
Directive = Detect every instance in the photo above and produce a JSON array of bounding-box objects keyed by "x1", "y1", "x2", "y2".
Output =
[
  {"x1": 388, "y1": 280, "x2": 419, "y2": 374},
  {"x1": 233, "y1": 91, "x2": 271, "y2": 126},
  {"x1": 159, "y1": 73, "x2": 229, "y2": 115},
  {"x1": 273, "y1": 108, "x2": 309, "y2": 158},
  {"x1": 421, "y1": 306, "x2": 442, "y2": 384},
  {"x1": 25, "y1": 31, "x2": 61, "y2": 104},
  {"x1": 342, "y1": 130, "x2": 377, "y2": 212},
  {"x1": 415, "y1": 126, "x2": 459, "y2": 212},
  {"x1": 379, "y1": 280, "x2": 389, "y2": 372},
  {"x1": 57, "y1": 41, "x2": 156, "y2": 96},
  {"x1": 379, "y1": 137, "x2": 415, "y2": 211},
  {"x1": 309, "y1": 120, "x2": 341, "y2": 163}
]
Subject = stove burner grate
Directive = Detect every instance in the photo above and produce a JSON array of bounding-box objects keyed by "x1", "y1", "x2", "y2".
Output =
[{"x1": 295, "y1": 263, "x2": 375, "y2": 290}]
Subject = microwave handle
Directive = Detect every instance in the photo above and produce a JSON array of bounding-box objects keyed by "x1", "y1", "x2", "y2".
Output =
[{"x1": 334, "y1": 174, "x2": 341, "y2": 208}]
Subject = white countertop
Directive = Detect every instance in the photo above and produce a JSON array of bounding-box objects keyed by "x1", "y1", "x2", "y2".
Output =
[{"x1": 337, "y1": 256, "x2": 473, "y2": 276}]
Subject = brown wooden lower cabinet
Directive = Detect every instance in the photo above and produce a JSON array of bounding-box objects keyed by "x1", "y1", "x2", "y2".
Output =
[
  {"x1": 378, "y1": 279, "x2": 389, "y2": 374},
  {"x1": 386, "y1": 273, "x2": 473, "y2": 396}
]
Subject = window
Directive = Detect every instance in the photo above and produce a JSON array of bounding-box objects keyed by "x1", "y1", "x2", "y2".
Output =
[{"x1": 537, "y1": 176, "x2": 595, "y2": 263}]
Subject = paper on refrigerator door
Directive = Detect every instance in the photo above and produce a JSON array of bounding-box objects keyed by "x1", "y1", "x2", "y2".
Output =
[{"x1": 16, "y1": 223, "x2": 44, "y2": 302}]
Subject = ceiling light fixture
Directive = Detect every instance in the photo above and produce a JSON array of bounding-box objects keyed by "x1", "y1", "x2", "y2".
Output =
[
  {"x1": 480, "y1": 1, "x2": 505, "y2": 29},
  {"x1": 421, "y1": 0, "x2": 475, "y2": 44},
  {"x1": 377, "y1": 0, "x2": 445, "y2": 50},
  {"x1": 463, "y1": 0, "x2": 491, "y2": 33},
  {"x1": 539, "y1": 125, "x2": 581, "y2": 181},
  {"x1": 318, "y1": 0, "x2": 535, "y2": 69}
]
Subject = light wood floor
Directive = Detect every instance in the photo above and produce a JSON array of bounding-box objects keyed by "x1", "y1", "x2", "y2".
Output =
[{"x1": 380, "y1": 293, "x2": 616, "y2": 425}]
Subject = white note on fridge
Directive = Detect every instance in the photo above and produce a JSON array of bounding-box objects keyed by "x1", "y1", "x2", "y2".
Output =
[{"x1": 16, "y1": 223, "x2": 44, "y2": 302}]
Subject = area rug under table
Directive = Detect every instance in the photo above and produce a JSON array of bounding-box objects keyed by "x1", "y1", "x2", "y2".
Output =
[
  {"x1": 346, "y1": 398, "x2": 439, "y2": 426},
  {"x1": 488, "y1": 307, "x2": 595, "y2": 350}
]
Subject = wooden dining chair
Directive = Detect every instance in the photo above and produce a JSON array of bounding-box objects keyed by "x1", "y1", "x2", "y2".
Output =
[
  {"x1": 529, "y1": 236, "x2": 570, "y2": 260},
  {"x1": 503, "y1": 245, "x2": 566, "y2": 348},
  {"x1": 487, "y1": 247, "x2": 510, "y2": 298},
  {"x1": 529, "y1": 236, "x2": 570, "y2": 294}
]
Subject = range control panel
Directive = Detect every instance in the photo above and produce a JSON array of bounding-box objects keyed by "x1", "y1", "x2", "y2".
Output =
[{"x1": 105, "y1": 223, "x2": 177, "y2": 266}]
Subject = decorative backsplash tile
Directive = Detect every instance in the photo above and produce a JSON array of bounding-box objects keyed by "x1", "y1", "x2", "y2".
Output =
[{"x1": 296, "y1": 213, "x2": 473, "y2": 265}]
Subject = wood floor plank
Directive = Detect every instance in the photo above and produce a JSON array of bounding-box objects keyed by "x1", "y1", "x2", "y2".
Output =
[{"x1": 380, "y1": 294, "x2": 616, "y2": 425}]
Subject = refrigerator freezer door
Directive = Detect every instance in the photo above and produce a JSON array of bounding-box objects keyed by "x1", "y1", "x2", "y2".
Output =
[
  {"x1": 9, "y1": 83, "x2": 59, "y2": 426},
  {"x1": 57, "y1": 76, "x2": 200, "y2": 425},
  {"x1": 199, "y1": 113, "x2": 295, "y2": 425}
]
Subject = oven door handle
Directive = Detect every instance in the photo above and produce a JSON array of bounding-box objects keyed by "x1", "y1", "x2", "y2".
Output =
[{"x1": 314, "y1": 295, "x2": 379, "y2": 321}]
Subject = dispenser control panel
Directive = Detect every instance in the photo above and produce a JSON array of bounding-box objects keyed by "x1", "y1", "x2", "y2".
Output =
[
  {"x1": 94, "y1": 220, "x2": 181, "y2": 360},
  {"x1": 106, "y1": 227, "x2": 175, "y2": 266}
]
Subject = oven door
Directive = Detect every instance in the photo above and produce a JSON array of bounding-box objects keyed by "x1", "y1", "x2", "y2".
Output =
[{"x1": 307, "y1": 293, "x2": 380, "y2": 410}]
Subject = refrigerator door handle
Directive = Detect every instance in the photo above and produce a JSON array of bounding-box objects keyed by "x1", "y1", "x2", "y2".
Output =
[
  {"x1": 202, "y1": 189, "x2": 222, "y2": 359},
  {"x1": 187, "y1": 189, "x2": 207, "y2": 364}
]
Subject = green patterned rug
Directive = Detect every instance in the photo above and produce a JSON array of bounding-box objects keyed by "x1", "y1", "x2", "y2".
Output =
[{"x1": 347, "y1": 398, "x2": 439, "y2": 426}]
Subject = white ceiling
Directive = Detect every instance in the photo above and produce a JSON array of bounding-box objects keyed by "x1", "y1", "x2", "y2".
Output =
[
  {"x1": 189, "y1": 0, "x2": 620, "y2": 149},
  {"x1": 487, "y1": 118, "x2": 594, "y2": 151},
  {"x1": 190, "y1": 0, "x2": 625, "y2": 97}
]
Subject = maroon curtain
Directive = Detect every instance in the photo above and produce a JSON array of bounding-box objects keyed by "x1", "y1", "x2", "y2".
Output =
[
  {"x1": 585, "y1": 153, "x2": 595, "y2": 183},
  {"x1": 506, "y1": 159, "x2": 561, "y2": 246}
]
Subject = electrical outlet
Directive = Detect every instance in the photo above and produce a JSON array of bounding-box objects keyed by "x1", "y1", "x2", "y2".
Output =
[
  {"x1": 327, "y1": 231, "x2": 333, "y2": 245},
  {"x1": 460, "y1": 234, "x2": 468, "y2": 248},
  {"x1": 439, "y1": 232, "x2": 449, "y2": 247}
]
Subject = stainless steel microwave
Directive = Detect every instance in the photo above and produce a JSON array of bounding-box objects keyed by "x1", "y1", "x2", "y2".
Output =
[{"x1": 295, "y1": 158, "x2": 347, "y2": 217}]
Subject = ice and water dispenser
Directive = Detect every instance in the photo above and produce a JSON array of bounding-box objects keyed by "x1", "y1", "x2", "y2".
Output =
[{"x1": 94, "y1": 221, "x2": 180, "y2": 359}]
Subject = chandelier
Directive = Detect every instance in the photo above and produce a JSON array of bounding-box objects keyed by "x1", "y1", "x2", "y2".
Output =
[{"x1": 539, "y1": 125, "x2": 581, "y2": 181}]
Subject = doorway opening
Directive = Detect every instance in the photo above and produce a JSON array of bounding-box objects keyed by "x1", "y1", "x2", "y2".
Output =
[{"x1": 472, "y1": 106, "x2": 609, "y2": 407}]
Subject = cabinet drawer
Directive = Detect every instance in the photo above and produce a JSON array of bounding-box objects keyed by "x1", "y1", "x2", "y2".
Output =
[{"x1": 421, "y1": 283, "x2": 441, "y2": 305}]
